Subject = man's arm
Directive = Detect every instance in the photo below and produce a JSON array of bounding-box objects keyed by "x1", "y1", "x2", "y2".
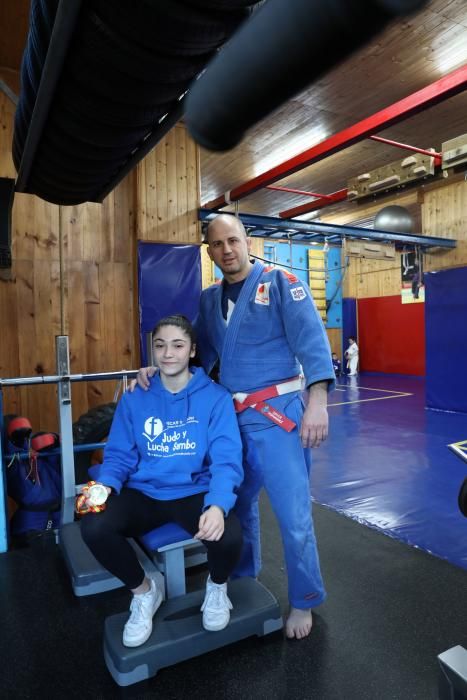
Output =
[{"x1": 300, "y1": 380, "x2": 328, "y2": 448}]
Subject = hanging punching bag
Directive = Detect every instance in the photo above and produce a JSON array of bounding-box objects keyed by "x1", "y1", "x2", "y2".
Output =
[{"x1": 185, "y1": 0, "x2": 429, "y2": 151}]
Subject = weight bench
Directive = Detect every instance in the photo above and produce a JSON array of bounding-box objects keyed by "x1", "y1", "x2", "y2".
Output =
[
  {"x1": 59, "y1": 519, "x2": 162, "y2": 597},
  {"x1": 59, "y1": 519, "x2": 205, "y2": 599}
]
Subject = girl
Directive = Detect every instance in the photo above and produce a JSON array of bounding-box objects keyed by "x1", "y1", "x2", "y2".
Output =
[{"x1": 80, "y1": 315, "x2": 243, "y2": 647}]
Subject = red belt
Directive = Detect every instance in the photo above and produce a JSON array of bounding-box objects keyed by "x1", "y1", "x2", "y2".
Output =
[{"x1": 233, "y1": 377, "x2": 302, "y2": 432}]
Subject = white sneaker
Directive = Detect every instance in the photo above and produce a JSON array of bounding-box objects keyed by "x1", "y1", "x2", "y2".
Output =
[
  {"x1": 122, "y1": 578, "x2": 163, "y2": 648},
  {"x1": 200, "y1": 576, "x2": 233, "y2": 632}
]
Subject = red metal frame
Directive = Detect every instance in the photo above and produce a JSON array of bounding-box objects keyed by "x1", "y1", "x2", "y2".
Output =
[
  {"x1": 280, "y1": 189, "x2": 348, "y2": 218},
  {"x1": 202, "y1": 65, "x2": 467, "y2": 211},
  {"x1": 369, "y1": 135, "x2": 442, "y2": 165}
]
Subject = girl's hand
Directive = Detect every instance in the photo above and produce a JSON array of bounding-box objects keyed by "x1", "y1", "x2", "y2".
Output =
[{"x1": 195, "y1": 506, "x2": 225, "y2": 541}]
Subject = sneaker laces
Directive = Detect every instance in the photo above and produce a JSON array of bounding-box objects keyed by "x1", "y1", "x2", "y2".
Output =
[
  {"x1": 202, "y1": 585, "x2": 232, "y2": 612},
  {"x1": 128, "y1": 596, "x2": 145, "y2": 625},
  {"x1": 128, "y1": 587, "x2": 153, "y2": 624}
]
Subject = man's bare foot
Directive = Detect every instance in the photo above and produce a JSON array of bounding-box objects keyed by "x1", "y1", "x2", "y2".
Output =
[{"x1": 285, "y1": 607, "x2": 313, "y2": 639}]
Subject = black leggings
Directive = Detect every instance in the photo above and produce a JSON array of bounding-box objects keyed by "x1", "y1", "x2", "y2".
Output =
[{"x1": 80, "y1": 488, "x2": 243, "y2": 589}]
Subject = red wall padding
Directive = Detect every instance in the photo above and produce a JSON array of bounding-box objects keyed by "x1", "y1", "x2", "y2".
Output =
[{"x1": 357, "y1": 296, "x2": 425, "y2": 376}]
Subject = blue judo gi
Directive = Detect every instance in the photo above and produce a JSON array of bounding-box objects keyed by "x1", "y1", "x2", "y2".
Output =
[{"x1": 196, "y1": 260, "x2": 335, "y2": 608}]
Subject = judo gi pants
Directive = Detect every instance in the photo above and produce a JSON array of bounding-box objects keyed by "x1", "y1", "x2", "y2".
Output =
[
  {"x1": 81, "y1": 488, "x2": 243, "y2": 590},
  {"x1": 232, "y1": 404, "x2": 326, "y2": 609}
]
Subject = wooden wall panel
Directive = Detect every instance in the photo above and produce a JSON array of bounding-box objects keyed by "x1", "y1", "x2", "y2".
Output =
[
  {"x1": 175, "y1": 125, "x2": 188, "y2": 239},
  {"x1": 0, "y1": 92, "x2": 15, "y2": 178},
  {"x1": 322, "y1": 180, "x2": 467, "y2": 299},
  {"x1": 136, "y1": 124, "x2": 200, "y2": 244},
  {"x1": 249, "y1": 236, "x2": 264, "y2": 261},
  {"x1": 67, "y1": 260, "x2": 88, "y2": 420},
  {"x1": 186, "y1": 133, "x2": 200, "y2": 241},
  {"x1": 322, "y1": 191, "x2": 416, "y2": 300},
  {"x1": 423, "y1": 181, "x2": 467, "y2": 272},
  {"x1": 0, "y1": 107, "x2": 200, "y2": 434},
  {"x1": 112, "y1": 177, "x2": 135, "y2": 263},
  {"x1": 166, "y1": 128, "x2": 178, "y2": 239},
  {"x1": 155, "y1": 135, "x2": 168, "y2": 240},
  {"x1": 12, "y1": 193, "x2": 60, "y2": 262},
  {"x1": 344, "y1": 256, "x2": 401, "y2": 299},
  {"x1": 326, "y1": 328, "x2": 342, "y2": 360}
]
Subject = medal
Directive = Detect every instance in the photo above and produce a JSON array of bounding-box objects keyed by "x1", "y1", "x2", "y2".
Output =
[
  {"x1": 75, "y1": 480, "x2": 109, "y2": 515},
  {"x1": 88, "y1": 483, "x2": 109, "y2": 506}
]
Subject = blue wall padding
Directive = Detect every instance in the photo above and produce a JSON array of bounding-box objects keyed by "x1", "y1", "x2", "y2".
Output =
[
  {"x1": 261, "y1": 243, "x2": 343, "y2": 329},
  {"x1": 264, "y1": 242, "x2": 309, "y2": 284},
  {"x1": 342, "y1": 297, "x2": 357, "y2": 360},
  {"x1": 138, "y1": 243, "x2": 201, "y2": 366},
  {"x1": 425, "y1": 266, "x2": 467, "y2": 413}
]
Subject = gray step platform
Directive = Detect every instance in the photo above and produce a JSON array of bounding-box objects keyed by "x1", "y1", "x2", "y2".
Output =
[
  {"x1": 104, "y1": 577, "x2": 283, "y2": 686},
  {"x1": 59, "y1": 521, "x2": 160, "y2": 597},
  {"x1": 438, "y1": 645, "x2": 467, "y2": 699}
]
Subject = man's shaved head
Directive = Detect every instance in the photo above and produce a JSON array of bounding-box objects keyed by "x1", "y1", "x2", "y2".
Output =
[
  {"x1": 205, "y1": 214, "x2": 252, "y2": 283},
  {"x1": 205, "y1": 214, "x2": 247, "y2": 243}
]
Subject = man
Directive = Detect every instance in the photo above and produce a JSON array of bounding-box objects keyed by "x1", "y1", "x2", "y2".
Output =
[{"x1": 137, "y1": 213, "x2": 335, "y2": 639}]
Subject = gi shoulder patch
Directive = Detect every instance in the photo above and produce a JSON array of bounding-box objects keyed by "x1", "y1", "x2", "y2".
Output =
[
  {"x1": 280, "y1": 269, "x2": 299, "y2": 284},
  {"x1": 264, "y1": 266, "x2": 299, "y2": 284},
  {"x1": 290, "y1": 285, "x2": 306, "y2": 301},
  {"x1": 255, "y1": 282, "x2": 271, "y2": 305}
]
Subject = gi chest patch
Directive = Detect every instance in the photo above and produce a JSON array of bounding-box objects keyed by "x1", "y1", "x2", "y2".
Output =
[
  {"x1": 290, "y1": 286, "x2": 306, "y2": 301},
  {"x1": 255, "y1": 282, "x2": 271, "y2": 305}
]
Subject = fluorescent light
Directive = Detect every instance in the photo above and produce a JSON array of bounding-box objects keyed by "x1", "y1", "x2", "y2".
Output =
[
  {"x1": 253, "y1": 125, "x2": 330, "y2": 176},
  {"x1": 433, "y1": 39, "x2": 467, "y2": 75},
  {"x1": 295, "y1": 211, "x2": 321, "y2": 221}
]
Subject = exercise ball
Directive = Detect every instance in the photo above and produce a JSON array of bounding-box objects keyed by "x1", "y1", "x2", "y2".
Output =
[{"x1": 374, "y1": 205, "x2": 414, "y2": 233}]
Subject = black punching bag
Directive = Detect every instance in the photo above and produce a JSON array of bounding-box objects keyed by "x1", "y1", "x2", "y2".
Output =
[{"x1": 185, "y1": 0, "x2": 429, "y2": 151}]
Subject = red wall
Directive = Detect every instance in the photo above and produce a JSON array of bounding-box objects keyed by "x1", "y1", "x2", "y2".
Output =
[{"x1": 357, "y1": 295, "x2": 425, "y2": 376}]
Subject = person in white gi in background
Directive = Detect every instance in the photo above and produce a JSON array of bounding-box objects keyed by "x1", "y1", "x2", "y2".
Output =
[
  {"x1": 135, "y1": 214, "x2": 335, "y2": 639},
  {"x1": 345, "y1": 336, "x2": 359, "y2": 376}
]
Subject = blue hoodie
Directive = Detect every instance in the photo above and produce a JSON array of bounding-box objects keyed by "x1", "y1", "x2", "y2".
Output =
[{"x1": 90, "y1": 367, "x2": 243, "y2": 515}]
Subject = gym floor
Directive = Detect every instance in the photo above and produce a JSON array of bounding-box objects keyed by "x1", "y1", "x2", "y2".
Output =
[{"x1": 1, "y1": 373, "x2": 466, "y2": 699}]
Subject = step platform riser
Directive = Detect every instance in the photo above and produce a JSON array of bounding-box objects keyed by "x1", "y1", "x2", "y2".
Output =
[{"x1": 104, "y1": 577, "x2": 283, "y2": 686}]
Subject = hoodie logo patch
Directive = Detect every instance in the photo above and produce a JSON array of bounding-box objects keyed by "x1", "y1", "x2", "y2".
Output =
[
  {"x1": 143, "y1": 417, "x2": 164, "y2": 442},
  {"x1": 255, "y1": 282, "x2": 271, "y2": 305},
  {"x1": 143, "y1": 416, "x2": 199, "y2": 456}
]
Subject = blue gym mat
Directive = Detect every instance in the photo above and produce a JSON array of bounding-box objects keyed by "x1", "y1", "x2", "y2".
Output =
[{"x1": 312, "y1": 373, "x2": 467, "y2": 570}]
